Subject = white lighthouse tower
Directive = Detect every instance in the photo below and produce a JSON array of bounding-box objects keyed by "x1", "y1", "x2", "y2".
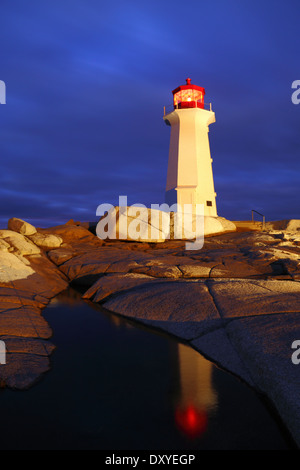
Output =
[{"x1": 164, "y1": 78, "x2": 217, "y2": 217}]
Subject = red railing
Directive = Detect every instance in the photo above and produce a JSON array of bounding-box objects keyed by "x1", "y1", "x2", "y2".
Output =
[{"x1": 163, "y1": 102, "x2": 213, "y2": 116}]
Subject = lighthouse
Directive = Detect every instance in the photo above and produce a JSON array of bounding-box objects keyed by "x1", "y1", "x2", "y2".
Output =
[{"x1": 164, "y1": 78, "x2": 217, "y2": 217}]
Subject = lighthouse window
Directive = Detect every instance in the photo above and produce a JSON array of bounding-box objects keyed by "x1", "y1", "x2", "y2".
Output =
[
  {"x1": 174, "y1": 89, "x2": 203, "y2": 106},
  {"x1": 206, "y1": 201, "x2": 213, "y2": 207}
]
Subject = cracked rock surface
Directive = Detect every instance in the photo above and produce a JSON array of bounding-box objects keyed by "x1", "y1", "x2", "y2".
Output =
[
  {"x1": 63, "y1": 224, "x2": 300, "y2": 446},
  {"x1": 1, "y1": 218, "x2": 300, "y2": 447}
]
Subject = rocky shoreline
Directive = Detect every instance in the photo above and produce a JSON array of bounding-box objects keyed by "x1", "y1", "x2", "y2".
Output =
[{"x1": 0, "y1": 217, "x2": 300, "y2": 447}]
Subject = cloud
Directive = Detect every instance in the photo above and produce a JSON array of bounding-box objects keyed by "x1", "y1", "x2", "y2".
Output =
[{"x1": 0, "y1": 0, "x2": 299, "y2": 227}]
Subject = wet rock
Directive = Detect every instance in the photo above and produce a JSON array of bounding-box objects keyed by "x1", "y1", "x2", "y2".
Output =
[
  {"x1": 2, "y1": 217, "x2": 300, "y2": 443},
  {"x1": 0, "y1": 252, "x2": 67, "y2": 390},
  {"x1": 0, "y1": 224, "x2": 89, "y2": 391}
]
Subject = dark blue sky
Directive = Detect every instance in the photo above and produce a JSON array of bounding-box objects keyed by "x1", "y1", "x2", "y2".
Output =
[{"x1": 0, "y1": 0, "x2": 299, "y2": 227}]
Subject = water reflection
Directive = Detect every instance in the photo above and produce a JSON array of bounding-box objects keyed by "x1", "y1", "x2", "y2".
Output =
[
  {"x1": 172, "y1": 343, "x2": 218, "y2": 439},
  {"x1": 47, "y1": 287, "x2": 84, "y2": 306},
  {"x1": 50, "y1": 289, "x2": 218, "y2": 440},
  {"x1": 50, "y1": 288, "x2": 136, "y2": 329},
  {"x1": 0, "y1": 287, "x2": 291, "y2": 450}
]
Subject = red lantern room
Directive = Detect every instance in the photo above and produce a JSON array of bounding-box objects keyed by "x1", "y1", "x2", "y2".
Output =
[{"x1": 172, "y1": 78, "x2": 205, "y2": 110}]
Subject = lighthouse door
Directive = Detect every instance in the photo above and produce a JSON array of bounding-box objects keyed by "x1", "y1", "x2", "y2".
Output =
[{"x1": 177, "y1": 187, "x2": 196, "y2": 208}]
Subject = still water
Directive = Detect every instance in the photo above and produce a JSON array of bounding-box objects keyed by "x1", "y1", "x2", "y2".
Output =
[{"x1": 0, "y1": 288, "x2": 294, "y2": 450}]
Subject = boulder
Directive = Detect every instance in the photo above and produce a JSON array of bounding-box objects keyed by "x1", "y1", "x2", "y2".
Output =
[
  {"x1": 7, "y1": 218, "x2": 37, "y2": 236},
  {"x1": 97, "y1": 206, "x2": 167, "y2": 243},
  {"x1": 0, "y1": 251, "x2": 35, "y2": 282},
  {"x1": 28, "y1": 233, "x2": 63, "y2": 251},
  {"x1": 38, "y1": 223, "x2": 97, "y2": 244},
  {"x1": 0, "y1": 234, "x2": 68, "y2": 390},
  {"x1": 266, "y1": 219, "x2": 300, "y2": 232},
  {"x1": 0, "y1": 230, "x2": 40, "y2": 256},
  {"x1": 0, "y1": 239, "x2": 11, "y2": 252},
  {"x1": 96, "y1": 206, "x2": 236, "y2": 243},
  {"x1": 217, "y1": 217, "x2": 237, "y2": 233},
  {"x1": 285, "y1": 220, "x2": 300, "y2": 232}
]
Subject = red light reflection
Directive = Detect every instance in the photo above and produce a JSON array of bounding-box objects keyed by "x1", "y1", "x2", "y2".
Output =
[{"x1": 175, "y1": 405, "x2": 208, "y2": 439}]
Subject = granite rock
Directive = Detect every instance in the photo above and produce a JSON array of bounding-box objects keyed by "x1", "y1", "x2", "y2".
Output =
[{"x1": 7, "y1": 218, "x2": 37, "y2": 236}]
